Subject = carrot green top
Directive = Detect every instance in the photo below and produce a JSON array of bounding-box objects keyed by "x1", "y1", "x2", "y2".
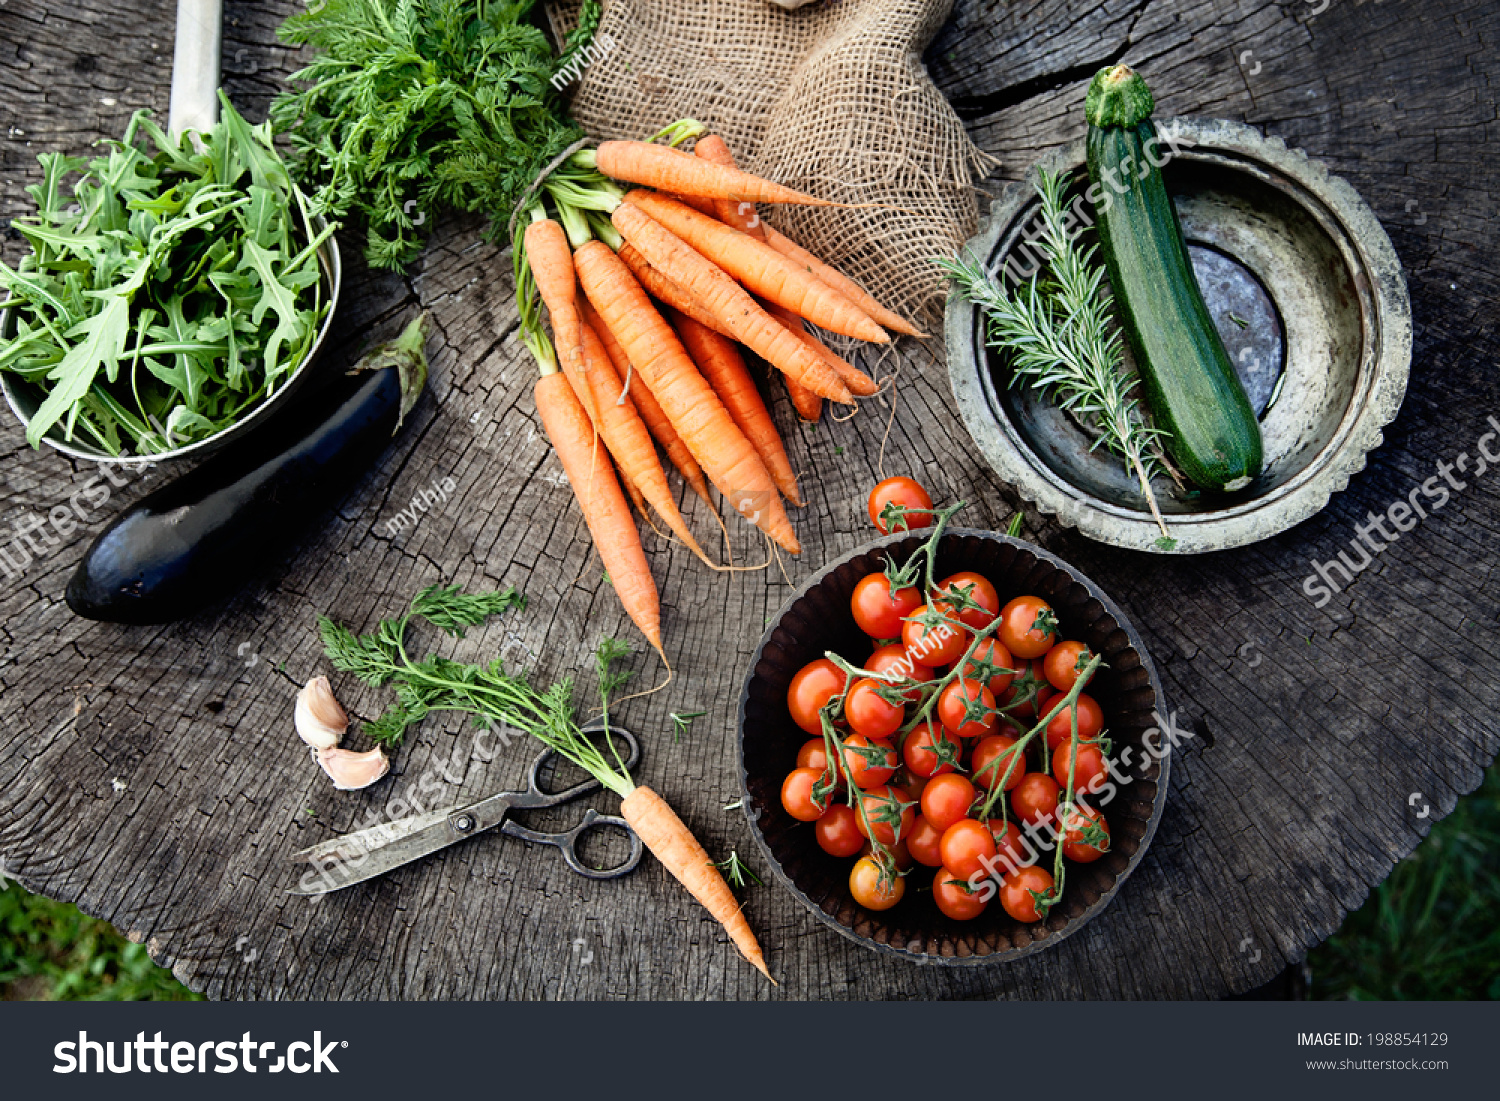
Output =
[{"x1": 1085, "y1": 64, "x2": 1156, "y2": 129}]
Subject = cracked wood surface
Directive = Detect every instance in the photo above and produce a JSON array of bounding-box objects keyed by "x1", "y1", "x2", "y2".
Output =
[{"x1": 0, "y1": 0, "x2": 1496, "y2": 1000}]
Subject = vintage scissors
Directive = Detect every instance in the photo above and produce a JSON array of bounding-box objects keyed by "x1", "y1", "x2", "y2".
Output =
[{"x1": 287, "y1": 721, "x2": 644, "y2": 895}]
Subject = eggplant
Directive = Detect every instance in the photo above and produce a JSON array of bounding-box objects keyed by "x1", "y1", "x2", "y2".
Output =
[{"x1": 66, "y1": 314, "x2": 429, "y2": 624}]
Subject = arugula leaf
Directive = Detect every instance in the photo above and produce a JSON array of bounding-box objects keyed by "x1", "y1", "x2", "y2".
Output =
[{"x1": 0, "y1": 94, "x2": 334, "y2": 454}]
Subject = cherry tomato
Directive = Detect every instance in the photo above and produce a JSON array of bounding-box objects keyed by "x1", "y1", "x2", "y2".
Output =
[
  {"x1": 849, "y1": 855, "x2": 906, "y2": 911},
  {"x1": 1044, "y1": 640, "x2": 1094, "y2": 692},
  {"x1": 971, "y1": 734, "x2": 1026, "y2": 792},
  {"x1": 868, "y1": 476, "x2": 934, "y2": 534},
  {"x1": 781, "y1": 767, "x2": 830, "y2": 822},
  {"x1": 1061, "y1": 803, "x2": 1111, "y2": 863},
  {"x1": 866, "y1": 643, "x2": 936, "y2": 704},
  {"x1": 1011, "y1": 772, "x2": 1060, "y2": 826},
  {"x1": 921, "y1": 773, "x2": 977, "y2": 833},
  {"x1": 855, "y1": 785, "x2": 916, "y2": 846},
  {"x1": 842, "y1": 733, "x2": 898, "y2": 789},
  {"x1": 796, "y1": 738, "x2": 831, "y2": 772},
  {"x1": 814, "y1": 803, "x2": 866, "y2": 857},
  {"x1": 933, "y1": 571, "x2": 1000, "y2": 632},
  {"x1": 1052, "y1": 740, "x2": 1108, "y2": 795},
  {"x1": 890, "y1": 773, "x2": 927, "y2": 808},
  {"x1": 999, "y1": 865, "x2": 1055, "y2": 923},
  {"x1": 902, "y1": 720, "x2": 963, "y2": 779},
  {"x1": 986, "y1": 819, "x2": 1027, "y2": 873},
  {"x1": 961, "y1": 637, "x2": 1016, "y2": 697},
  {"x1": 844, "y1": 678, "x2": 905, "y2": 741},
  {"x1": 787, "y1": 658, "x2": 844, "y2": 734},
  {"x1": 1044, "y1": 692, "x2": 1104, "y2": 750},
  {"x1": 937, "y1": 678, "x2": 998, "y2": 740},
  {"x1": 905, "y1": 813, "x2": 945, "y2": 867},
  {"x1": 998, "y1": 595, "x2": 1059, "y2": 659},
  {"x1": 933, "y1": 866, "x2": 988, "y2": 921},
  {"x1": 859, "y1": 837, "x2": 915, "y2": 871},
  {"x1": 939, "y1": 818, "x2": 998, "y2": 880},
  {"x1": 850, "y1": 572, "x2": 924, "y2": 640},
  {"x1": 901, "y1": 604, "x2": 967, "y2": 667}
]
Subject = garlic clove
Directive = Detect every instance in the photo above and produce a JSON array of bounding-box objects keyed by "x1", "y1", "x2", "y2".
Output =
[
  {"x1": 296, "y1": 676, "x2": 348, "y2": 750},
  {"x1": 316, "y1": 746, "x2": 390, "y2": 791}
]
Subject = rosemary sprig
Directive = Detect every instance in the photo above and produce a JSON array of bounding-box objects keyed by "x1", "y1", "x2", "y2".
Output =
[{"x1": 936, "y1": 169, "x2": 1176, "y2": 548}]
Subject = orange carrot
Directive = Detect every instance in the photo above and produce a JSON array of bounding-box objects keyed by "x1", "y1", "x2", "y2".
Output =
[
  {"x1": 609, "y1": 202, "x2": 854, "y2": 405},
  {"x1": 758, "y1": 296, "x2": 879, "y2": 398},
  {"x1": 581, "y1": 298, "x2": 713, "y2": 508},
  {"x1": 573, "y1": 240, "x2": 800, "y2": 554},
  {"x1": 564, "y1": 351, "x2": 645, "y2": 519},
  {"x1": 783, "y1": 374, "x2": 823, "y2": 422},
  {"x1": 669, "y1": 192, "x2": 716, "y2": 217},
  {"x1": 533, "y1": 373, "x2": 663, "y2": 656},
  {"x1": 668, "y1": 306, "x2": 801, "y2": 506},
  {"x1": 694, "y1": 134, "x2": 771, "y2": 241},
  {"x1": 618, "y1": 243, "x2": 735, "y2": 340},
  {"x1": 624, "y1": 190, "x2": 889, "y2": 344},
  {"x1": 619, "y1": 785, "x2": 770, "y2": 979},
  {"x1": 524, "y1": 218, "x2": 585, "y2": 371},
  {"x1": 762, "y1": 223, "x2": 926, "y2": 338},
  {"x1": 596, "y1": 140, "x2": 833, "y2": 206},
  {"x1": 693, "y1": 138, "x2": 822, "y2": 425},
  {"x1": 577, "y1": 320, "x2": 715, "y2": 565}
]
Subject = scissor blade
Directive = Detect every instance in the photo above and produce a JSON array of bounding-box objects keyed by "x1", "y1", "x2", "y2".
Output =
[
  {"x1": 288, "y1": 807, "x2": 452, "y2": 866},
  {"x1": 286, "y1": 798, "x2": 511, "y2": 896}
]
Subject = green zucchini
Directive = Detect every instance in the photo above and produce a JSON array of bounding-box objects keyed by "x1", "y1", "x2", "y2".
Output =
[{"x1": 1085, "y1": 65, "x2": 1263, "y2": 492}]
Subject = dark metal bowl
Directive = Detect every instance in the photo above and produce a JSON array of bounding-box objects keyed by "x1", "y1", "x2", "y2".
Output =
[{"x1": 737, "y1": 528, "x2": 1169, "y2": 964}]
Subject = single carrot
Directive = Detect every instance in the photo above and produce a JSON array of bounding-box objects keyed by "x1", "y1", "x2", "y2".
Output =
[
  {"x1": 762, "y1": 223, "x2": 926, "y2": 338},
  {"x1": 693, "y1": 133, "x2": 771, "y2": 241},
  {"x1": 783, "y1": 374, "x2": 823, "y2": 422},
  {"x1": 609, "y1": 202, "x2": 854, "y2": 405},
  {"x1": 693, "y1": 137, "x2": 823, "y2": 425},
  {"x1": 669, "y1": 192, "x2": 717, "y2": 217},
  {"x1": 624, "y1": 190, "x2": 889, "y2": 344},
  {"x1": 758, "y1": 296, "x2": 879, "y2": 398},
  {"x1": 578, "y1": 319, "x2": 716, "y2": 565},
  {"x1": 581, "y1": 298, "x2": 713, "y2": 508},
  {"x1": 559, "y1": 350, "x2": 646, "y2": 514},
  {"x1": 524, "y1": 218, "x2": 585, "y2": 371},
  {"x1": 594, "y1": 140, "x2": 834, "y2": 206},
  {"x1": 533, "y1": 372, "x2": 663, "y2": 656},
  {"x1": 620, "y1": 784, "x2": 770, "y2": 979},
  {"x1": 668, "y1": 306, "x2": 801, "y2": 506},
  {"x1": 618, "y1": 242, "x2": 735, "y2": 340},
  {"x1": 573, "y1": 240, "x2": 801, "y2": 554}
]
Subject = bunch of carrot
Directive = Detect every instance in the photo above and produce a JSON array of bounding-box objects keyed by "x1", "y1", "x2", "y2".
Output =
[{"x1": 514, "y1": 122, "x2": 922, "y2": 656}]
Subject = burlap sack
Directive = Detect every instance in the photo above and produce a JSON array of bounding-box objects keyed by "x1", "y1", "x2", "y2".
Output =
[{"x1": 546, "y1": 0, "x2": 989, "y2": 325}]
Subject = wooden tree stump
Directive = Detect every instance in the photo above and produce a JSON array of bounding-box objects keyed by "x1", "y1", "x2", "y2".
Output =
[{"x1": 0, "y1": 0, "x2": 1495, "y2": 999}]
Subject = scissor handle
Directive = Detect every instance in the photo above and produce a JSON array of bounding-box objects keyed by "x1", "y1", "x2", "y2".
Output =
[
  {"x1": 500, "y1": 810, "x2": 644, "y2": 880},
  {"x1": 510, "y1": 721, "x2": 643, "y2": 810}
]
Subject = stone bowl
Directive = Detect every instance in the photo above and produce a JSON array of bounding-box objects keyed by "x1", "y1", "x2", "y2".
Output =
[{"x1": 945, "y1": 117, "x2": 1412, "y2": 554}]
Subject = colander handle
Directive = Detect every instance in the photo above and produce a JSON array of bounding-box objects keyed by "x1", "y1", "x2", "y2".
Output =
[{"x1": 167, "y1": 0, "x2": 221, "y2": 140}]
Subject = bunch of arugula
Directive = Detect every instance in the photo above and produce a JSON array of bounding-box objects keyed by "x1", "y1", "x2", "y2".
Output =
[
  {"x1": 271, "y1": 0, "x2": 602, "y2": 270},
  {"x1": 0, "y1": 93, "x2": 333, "y2": 455}
]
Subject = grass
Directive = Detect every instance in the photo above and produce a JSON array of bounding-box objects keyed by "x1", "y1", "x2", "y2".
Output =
[
  {"x1": 1309, "y1": 761, "x2": 1500, "y2": 1000},
  {"x1": 0, "y1": 763, "x2": 1495, "y2": 1000},
  {"x1": 0, "y1": 881, "x2": 200, "y2": 1001}
]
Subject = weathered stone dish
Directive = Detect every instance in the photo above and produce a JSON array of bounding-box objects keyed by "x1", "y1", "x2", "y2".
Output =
[{"x1": 945, "y1": 117, "x2": 1412, "y2": 554}]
